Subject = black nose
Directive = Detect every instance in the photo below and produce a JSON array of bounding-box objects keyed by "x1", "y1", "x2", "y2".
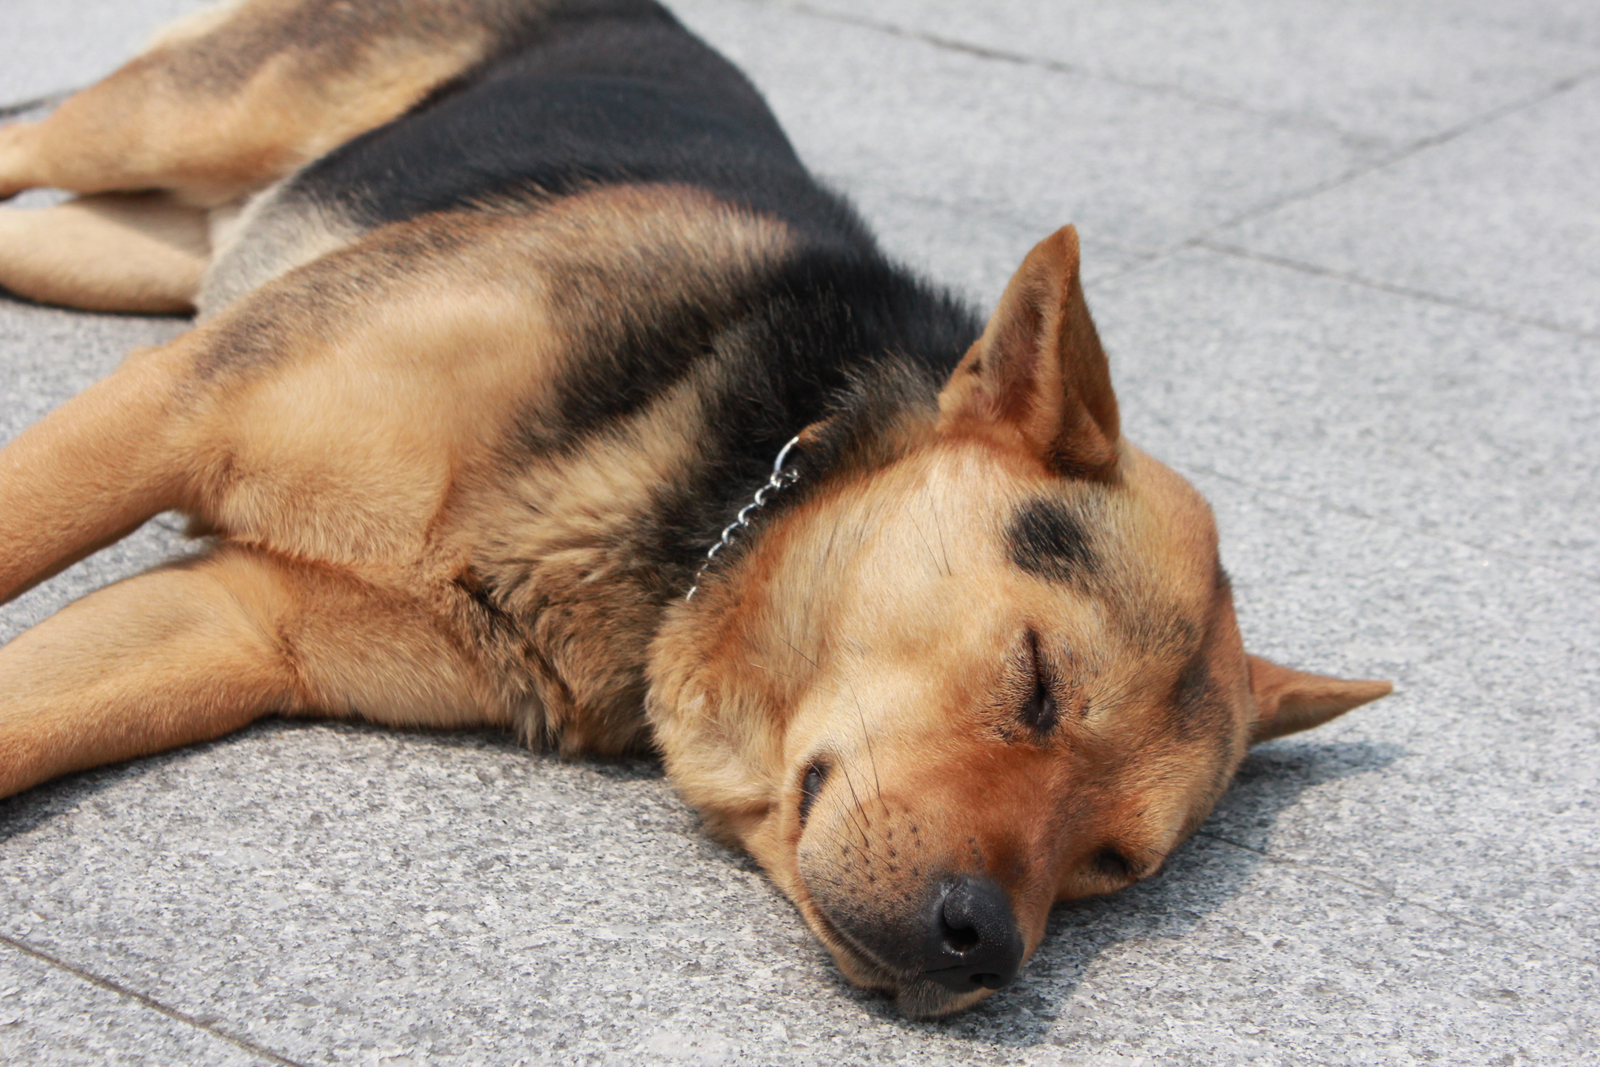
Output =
[{"x1": 921, "y1": 875, "x2": 1025, "y2": 992}]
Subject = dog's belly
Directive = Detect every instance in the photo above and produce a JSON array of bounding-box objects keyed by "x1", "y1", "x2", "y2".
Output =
[{"x1": 200, "y1": 179, "x2": 364, "y2": 318}]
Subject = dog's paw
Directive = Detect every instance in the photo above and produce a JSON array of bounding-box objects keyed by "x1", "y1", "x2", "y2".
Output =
[{"x1": 0, "y1": 123, "x2": 41, "y2": 202}]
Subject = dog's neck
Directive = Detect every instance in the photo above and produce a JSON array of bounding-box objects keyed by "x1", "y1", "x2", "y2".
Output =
[{"x1": 462, "y1": 247, "x2": 982, "y2": 755}]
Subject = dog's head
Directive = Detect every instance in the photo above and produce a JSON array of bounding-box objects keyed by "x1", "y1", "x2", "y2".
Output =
[{"x1": 648, "y1": 226, "x2": 1390, "y2": 1017}]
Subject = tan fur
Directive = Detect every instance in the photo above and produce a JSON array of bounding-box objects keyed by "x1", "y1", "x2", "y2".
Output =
[
  {"x1": 0, "y1": 541, "x2": 519, "y2": 798},
  {"x1": 0, "y1": 340, "x2": 192, "y2": 602},
  {"x1": 0, "y1": 181, "x2": 795, "y2": 789},
  {"x1": 0, "y1": 550, "x2": 292, "y2": 798}
]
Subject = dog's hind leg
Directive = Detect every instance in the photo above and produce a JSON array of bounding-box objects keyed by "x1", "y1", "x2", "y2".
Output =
[
  {"x1": 0, "y1": 0, "x2": 510, "y2": 206},
  {"x1": 0, "y1": 192, "x2": 209, "y2": 313},
  {"x1": 0, "y1": 542, "x2": 506, "y2": 799}
]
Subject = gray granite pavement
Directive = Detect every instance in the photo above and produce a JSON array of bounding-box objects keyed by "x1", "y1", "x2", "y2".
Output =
[{"x1": 2, "y1": 1, "x2": 1597, "y2": 1063}]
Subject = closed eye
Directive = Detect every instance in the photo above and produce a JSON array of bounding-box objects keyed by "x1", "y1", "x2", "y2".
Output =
[
  {"x1": 1094, "y1": 847, "x2": 1135, "y2": 881},
  {"x1": 1020, "y1": 630, "x2": 1058, "y2": 733},
  {"x1": 798, "y1": 759, "x2": 830, "y2": 827}
]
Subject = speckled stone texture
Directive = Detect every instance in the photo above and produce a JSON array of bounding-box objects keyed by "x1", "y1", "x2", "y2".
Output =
[{"x1": 3, "y1": 1, "x2": 1597, "y2": 1064}]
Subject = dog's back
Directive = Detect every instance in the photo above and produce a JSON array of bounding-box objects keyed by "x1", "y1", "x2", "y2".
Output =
[{"x1": 206, "y1": 0, "x2": 882, "y2": 310}]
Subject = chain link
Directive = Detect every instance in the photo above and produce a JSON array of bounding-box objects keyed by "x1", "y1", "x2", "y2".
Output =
[{"x1": 685, "y1": 435, "x2": 803, "y2": 601}]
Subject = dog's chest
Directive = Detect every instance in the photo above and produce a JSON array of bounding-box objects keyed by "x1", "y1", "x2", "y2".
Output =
[{"x1": 169, "y1": 189, "x2": 800, "y2": 752}]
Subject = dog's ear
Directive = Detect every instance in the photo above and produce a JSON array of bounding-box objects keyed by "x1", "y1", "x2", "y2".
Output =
[
  {"x1": 937, "y1": 225, "x2": 1121, "y2": 480},
  {"x1": 1247, "y1": 653, "x2": 1393, "y2": 744}
]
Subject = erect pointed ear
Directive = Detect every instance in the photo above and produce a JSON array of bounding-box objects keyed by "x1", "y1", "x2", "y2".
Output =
[
  {"x1": 1247, "y1": 653, "x2": 1394, "y2": 744},
  {"x1": 937, "y1": 225, "x2": 1121, "y2": 480}
]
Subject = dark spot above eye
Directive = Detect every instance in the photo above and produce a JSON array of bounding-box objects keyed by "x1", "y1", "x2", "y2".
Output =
[
  {"x1": 1094, "y1": 847, "x2": 1135, "y2": 880},
  {"x1": 1169, "y1": 647, "x2": 1229, "y2": 741},
  {"x1": 799, "y1": 760, "x2": 829, "y2": 827},
  {"x1": 1007, "y1": 498, "x2": 1096, "y2": 584}
]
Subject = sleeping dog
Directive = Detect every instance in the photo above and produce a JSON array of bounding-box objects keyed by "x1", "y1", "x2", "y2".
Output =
[{"x1": 0, "y1": 0, "x2": 1390, "y2": 1017}]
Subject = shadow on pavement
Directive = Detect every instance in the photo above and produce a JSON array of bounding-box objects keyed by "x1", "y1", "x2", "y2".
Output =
[
  {"x1": 0, "y1": 720, "x2": 1403, "y2": 1050},
  {"x1": 822, "y1": 739, "x2": 1407, "y2": 1045}
]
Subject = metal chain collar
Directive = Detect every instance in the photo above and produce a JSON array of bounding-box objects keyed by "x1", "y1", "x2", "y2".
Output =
[{"x1": 685, "y1": 434, "x2": 803, "y2": 601}]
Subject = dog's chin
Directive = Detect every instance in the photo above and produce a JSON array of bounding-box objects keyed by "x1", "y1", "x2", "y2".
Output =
[
  {"x1": 799, "y1": 897, "x2": 996, "y2": 1019},
  {"x1": 894, "y1": 978, "x2": 994, "y2": 1020}
]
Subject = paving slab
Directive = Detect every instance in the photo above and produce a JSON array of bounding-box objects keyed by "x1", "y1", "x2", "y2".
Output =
[
  {"x1": 1088, "y1": 246, "x2": 1600, "y2": 580},
  {"x1": 1189, "y1": 474, "x2": 1600, "y2": 959},
  {"x1": 0, "y1": 0, "x2": 211, "y2": 105},
  {"x1": 0, "y1": 940, "x2": 284, "y2": 1066},
  {"x1": 1216, "y1": 76, "x2": 1600, "y2": 337},
  {"x1": 2, "y1": 723, "x2": 1595, "y2": 1066},
  {"x1": 673, "y1": 0, "x2": 1377, "y2": 264},
  {"x1": 1025, "y1": 834, "x2": 1598, "y2": 1067},
  {"x1": 783, "y1": 0, "x2": 1600, "y2": 146}
]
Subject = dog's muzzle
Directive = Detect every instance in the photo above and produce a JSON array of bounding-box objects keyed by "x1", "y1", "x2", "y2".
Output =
[{"x1": 815, "y1": 871, "x2": 1026, "y2": 1005}]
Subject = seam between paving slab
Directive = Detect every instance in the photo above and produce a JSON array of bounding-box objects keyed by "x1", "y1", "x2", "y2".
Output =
[
  {"x1": 751, "y1": 0, "x2": 1405, "y2": 144},
  {"x1": 1094, "y1": 65, "x2": 1600, "y2": 292},
  {"x1": 764, "y1": 0, "x2": 1600, "y2": 345},
  {"x1": 1185, "y1": 64, "x2": 1600, "y2": 238},
  {"x1": 1171, "y1": 460, "x2": 1600, "y2": 588},
  {"x1": 1084, "y1": 63, "x2": 1600, "y2": 292},
  {"x1": 0, "y1": 89, "x2": 75, "y2": 119},
  {"x1": 1193, "y1": 240, "x2": 1600, "y2": 343},
  {"x1": 8, "y1": 841, "x2": 1593, "y2": 1060},
  {"x1": 0, "y1": 932, "x2": 307, "y2": 1067},
  {"x1": 1194, "y1": 830, "x2": 1600, "y2": 970}
]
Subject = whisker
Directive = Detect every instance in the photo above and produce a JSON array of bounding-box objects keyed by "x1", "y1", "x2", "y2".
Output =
[
  {"x1": 750, "y1": 657, "x2": 844, "y2": 700},
  {"x1": 745, "y1": 659, "x2": 802, "y2": 682},
  {"x1": 835, "y1": 755, "x2": 873, "y2": 847},
  {"x1": 845, "y1": 672, "x2": 888, "y2": 817},
  {"x1": 907, "y1": 509, "x2": 943, "y2": 579},
  {"x1": 930, "y1": 494, "x2": 953, "y2": 578},
  {"x1": 778, "y1": 634, "x2": 822, "y2": 671}
]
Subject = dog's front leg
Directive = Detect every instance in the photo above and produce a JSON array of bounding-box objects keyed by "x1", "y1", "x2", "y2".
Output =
[
  {"x1": 0, "y1": 542, "x2": 507, "y2": 799},
  {"x1": 0, "y1": 340, "x2": 192, "y2": 606},
  {"x1": 0, "y1": 547, "x2": 297, "y2": 797}
]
